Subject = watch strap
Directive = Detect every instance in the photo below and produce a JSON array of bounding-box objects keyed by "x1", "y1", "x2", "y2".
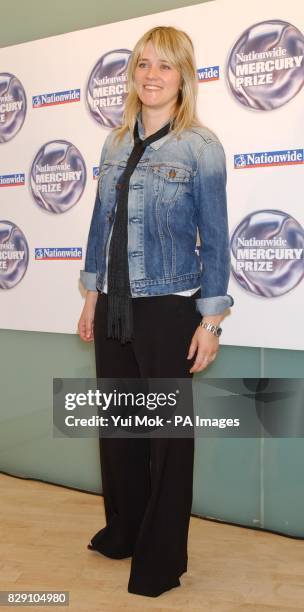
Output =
[{"x1": 199, "y1": 321, "x2": 222, "y2": 337}]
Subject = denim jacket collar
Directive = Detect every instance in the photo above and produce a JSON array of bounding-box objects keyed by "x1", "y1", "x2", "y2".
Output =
[{"x1": 136, "y1": 111, "x2": 174, "y2": 151}]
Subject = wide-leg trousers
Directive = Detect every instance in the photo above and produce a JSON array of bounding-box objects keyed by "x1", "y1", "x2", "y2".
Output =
[{"x1": 90, "y1": 289, "x2": 201, "y2": 597}]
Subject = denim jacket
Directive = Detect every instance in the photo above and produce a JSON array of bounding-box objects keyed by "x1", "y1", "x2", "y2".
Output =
[{"x1": 80, "y1": 114, "x2": 234, "y2": 316}]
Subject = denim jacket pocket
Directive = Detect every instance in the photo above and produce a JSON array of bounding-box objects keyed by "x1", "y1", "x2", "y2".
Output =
[{"x1": 151, "y1": 163, "x2": 193, "y2": 203}]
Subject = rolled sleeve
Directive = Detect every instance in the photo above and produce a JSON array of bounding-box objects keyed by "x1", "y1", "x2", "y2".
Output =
[
  {"x1": 196, "y1": 294, "x2": 234, "y2": 316},
  {"x1": 194, "y1": 138, "x2": 234, "y2": 315},
  {"x1": 80, "y1": 270, "x2": 97, "y2": 291}
]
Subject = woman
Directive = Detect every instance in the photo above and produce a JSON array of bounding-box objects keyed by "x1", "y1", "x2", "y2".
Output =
[{"x1": 78, "y1": 26, "x2": 233, "y2": 597}]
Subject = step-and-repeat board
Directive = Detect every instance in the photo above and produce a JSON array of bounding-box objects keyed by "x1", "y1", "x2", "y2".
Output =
[{"x1": 0, "y1": 0, "x2": 303, "y2": 348}]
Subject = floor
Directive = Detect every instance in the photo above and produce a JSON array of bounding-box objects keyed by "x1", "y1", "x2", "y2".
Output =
[{"x1": 0, "y1": 473, "x2": 303, "y2": 611}]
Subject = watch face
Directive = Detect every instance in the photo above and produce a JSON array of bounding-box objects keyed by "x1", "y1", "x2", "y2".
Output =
[{"x1": 216, "y1": 328, "x2": 222, "y2": 337}]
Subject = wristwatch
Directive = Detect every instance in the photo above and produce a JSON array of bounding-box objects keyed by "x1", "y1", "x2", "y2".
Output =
[{"x1": 199, "y1": 320, "x2": 222, "y2": 337}]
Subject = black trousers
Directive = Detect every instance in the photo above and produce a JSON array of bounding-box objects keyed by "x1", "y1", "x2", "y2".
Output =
[{"x1": 90, "y1": 290, "x2": 201, "y2": 597}]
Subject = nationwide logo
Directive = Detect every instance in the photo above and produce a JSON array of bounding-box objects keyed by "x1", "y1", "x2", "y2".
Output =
[
  {"x1": 93, "y1": 166, "x2": 99, "y2": 180},
  {"x1": 35, "y1": 248, "x2": 82, "y2": 260},
  {"x1": 197, "y1": 66, "x2": 220, "y2": 82},
  {"x1": 0, "y1": 173, "x2": 25, "y2": 187},
  {"x1": 234, "y1": 148, "x2": 304, "y2": 169},
  {"x1": 32, "y1": 89, "x2": 81, "y2": 108}
]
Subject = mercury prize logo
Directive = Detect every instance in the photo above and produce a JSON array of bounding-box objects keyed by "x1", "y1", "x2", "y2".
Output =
[
  {"x1": 227, "y1": 20, "x2": 304, "y2": 110},
  {"x1": 0, "y1": 73, "x2": 27, "y2": 143},
  {"x1": 0, "y1": 220, "x2": 29, "y2": 289},
  {"x1": 86, "y1": 49, "x2": 131, "y2": 127},
  {"x1": 30, "y1": 140, "x2": 87, "y2": 213},
  {"x1": 230, "y1": 210, "x2": 304, "y2": 297}
]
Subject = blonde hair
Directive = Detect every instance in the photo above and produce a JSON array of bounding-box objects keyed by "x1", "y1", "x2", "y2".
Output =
[{"x1": 112, "y1": 26, "x2": 203, "y2": 145}]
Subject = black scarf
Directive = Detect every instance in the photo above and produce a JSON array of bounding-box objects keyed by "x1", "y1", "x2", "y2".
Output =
[{"x1": 107, "y1": 117, "x2": 172, "y2": 343}]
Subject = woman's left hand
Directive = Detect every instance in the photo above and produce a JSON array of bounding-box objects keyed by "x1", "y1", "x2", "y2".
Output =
[{"x1": 187, "y1": 326, "x2": 219, "y2": 373}]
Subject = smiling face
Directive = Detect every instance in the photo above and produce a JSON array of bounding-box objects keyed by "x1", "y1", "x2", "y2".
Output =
[{"x1": 134, "y1": 40, "x2": 182, "y2": 116}]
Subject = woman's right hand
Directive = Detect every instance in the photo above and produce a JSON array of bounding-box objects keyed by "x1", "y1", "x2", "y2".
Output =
[{"x1": 78, "y1": 290, "x2": 98, "y2": 342}]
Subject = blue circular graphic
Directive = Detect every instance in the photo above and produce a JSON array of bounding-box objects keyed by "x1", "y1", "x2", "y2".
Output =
[
  {"x1": 0, "y1": 220, "x2": 29, "y2": 289},
  {"x1": 227, "y1": 20, "x2": 304, "y2": 110},
  {"x1": 0, "y1": 73, "x2": 27, "y2": 143},
  {"x1": 86, "y1": 49, "x2": 131, "y2": 127},
  {"x1": 30, "y1": 140, "x2": 87, "y2": 213},
  {"x1": 230, "y1": 210, "x2": 304, "y2": 297}
]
